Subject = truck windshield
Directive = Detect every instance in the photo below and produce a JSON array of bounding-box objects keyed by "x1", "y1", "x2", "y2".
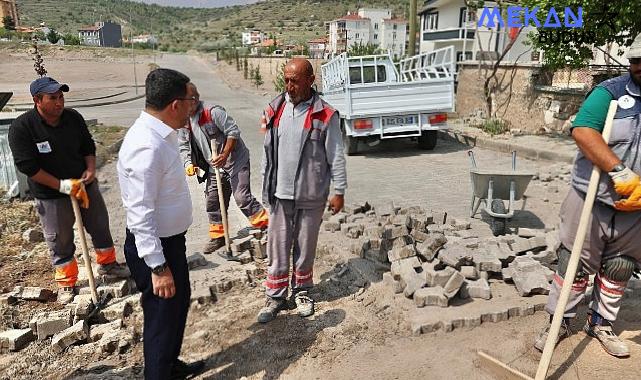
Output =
[{"x1": 349, "y1": 65, "x2": 387, "y2": 84}]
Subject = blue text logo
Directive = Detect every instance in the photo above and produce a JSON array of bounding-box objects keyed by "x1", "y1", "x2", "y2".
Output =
[{"x1": 477, "y1": 6, "x2": 583, "y2": 29}]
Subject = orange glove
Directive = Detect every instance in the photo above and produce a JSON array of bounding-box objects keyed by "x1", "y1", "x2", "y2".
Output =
[
  {"x1": 185, "y1": 164, "x2": 197, "y2": 177},
  {"x1": 59, "y1": 179, "x2": 90, "y2": 208},
  {"x1": 609, "y1": 166, "x2": 640, "y2": 197},
  {"x1": 615, "y1": 185, "x2": 641, "y2": 211}
]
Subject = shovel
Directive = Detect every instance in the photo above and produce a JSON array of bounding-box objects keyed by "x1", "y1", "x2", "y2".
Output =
[
  {"x1": 70, "y1": 192, "x2": 111, "y2": 322},
  {"x1": 210, "y1": 140, "x2": 239, "y2": 262},
  {"x1": 477, "y1": 100, "x2": 619, "y2": 379}
]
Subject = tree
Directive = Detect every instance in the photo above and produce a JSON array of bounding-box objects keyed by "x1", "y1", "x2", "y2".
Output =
[
  {"x1": 273, "y1": 62, "x2": 286, "y2": 92},
  {"x1": 46, "y1": 29, "x2": 60, "y2": 44},
  {"x1": 235, "y1": 49, "x2": 241, "y2": 71},
  {"x1": 62, "y1": 33, "x2": 80, "y2": 45},
  {"x1": 243, "y1": 55, "x2": 249, "y2": 79},
  {"x1": 2, "y1": 15, "x2": 15, "y2": 31},
  {"x1": 253, "y1": 65, "x2": 263, "y2": 88},
  {"x1": 348, "y1": 42, "x2": 380, "y2": 56},
  {"x1": 521, "y1": 0, "x2": 641, "y2": 69}
]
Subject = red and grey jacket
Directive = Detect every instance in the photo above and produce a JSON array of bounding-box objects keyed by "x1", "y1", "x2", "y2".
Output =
[{"x1": 261, "y1": 91, "x2": 347, "y2": 209}]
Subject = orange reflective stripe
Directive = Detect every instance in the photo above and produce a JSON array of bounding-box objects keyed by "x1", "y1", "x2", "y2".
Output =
[
  {"x1": 95, "y1": 247, "x2": 116, "y2": 265},
  {"x1": 54, "y1": 258, "x2": 78, "y2": 287},
  {"x1": 209, "y1": 223, "x2": 224, "y2": 239},
  {"x1": 249, "y1": 209, "x2": 269, "y2": 229}
]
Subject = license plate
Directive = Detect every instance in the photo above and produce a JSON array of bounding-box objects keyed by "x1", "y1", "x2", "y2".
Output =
[{"x1": 383, "y1": 115, "x2": 417, "y2": 127}]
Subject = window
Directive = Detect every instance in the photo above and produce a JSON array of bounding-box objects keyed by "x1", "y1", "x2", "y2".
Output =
[
  {"x1": 374, "y1": 23, "x2": 378, "y2": 30},
  {"x1": 374, "y1": 33, "x2": 378, "y2": 40},
  {"x1": 349, "y1": 65, "x2": 387, "y2": 84},
  {"x1": 456, "y1": 51, "x2": 473, "y2": 61},
  {"x1": 393, "y1": 24, "x2": 397, "y2": 30},
  {"x1": 423, "y1": 12, "x2": 438, "y2": 31},
  {"x1": 355, "y1": 33, "x2": 360, "y2": 39},
  {"x1": 393, "y1": 32, "x2": 397, "y2": 39},
  {"x1": 459, "y1": 7, "x2": 473, "y2": 27}
]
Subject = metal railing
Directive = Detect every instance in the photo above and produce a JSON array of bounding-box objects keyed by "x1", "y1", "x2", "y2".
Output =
[{"x1": 397, "y1": 46, "x2": 455, "y2": 82}]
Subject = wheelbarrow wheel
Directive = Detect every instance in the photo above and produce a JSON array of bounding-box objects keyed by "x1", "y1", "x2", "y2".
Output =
[{"x1": 490, "y1": 199, "x2": 507, "y2": 236}]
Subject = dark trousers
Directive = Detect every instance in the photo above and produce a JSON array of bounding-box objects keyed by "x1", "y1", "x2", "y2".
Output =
[{"x1": 124, "y1": 229, "x2": 190, "y2": 380}]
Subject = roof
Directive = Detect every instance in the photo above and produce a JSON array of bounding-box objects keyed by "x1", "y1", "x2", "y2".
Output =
[
  {"x1": 308, "y1": 37, "x2": 328, "y2": 44},
  {"x1": 78, "y1": 25, "x2": 100, "y2": 31},
  {"x1": 384, "y1": 18, "x2": 407, "y2": 24},
  {"x1": 335, "y1": 14, "x2": 370, "y2": 22},
  {"x1": 261, "y1": 39, "x2": 279, "y2": 47}
]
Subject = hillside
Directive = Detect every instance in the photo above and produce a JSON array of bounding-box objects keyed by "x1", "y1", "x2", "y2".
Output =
[{"x1": 16, "y1": 0, "x2": 405, "y2": 52}]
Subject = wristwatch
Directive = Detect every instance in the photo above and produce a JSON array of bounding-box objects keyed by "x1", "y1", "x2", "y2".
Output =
[
  {"x1": 151, "y1": 262, "x2": 168, "y2": 275},
  {"x1": 611, "y1": 163, "x2": 626, "y2": 172}
]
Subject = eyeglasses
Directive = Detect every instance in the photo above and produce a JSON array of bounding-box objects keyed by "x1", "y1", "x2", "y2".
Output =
[
  {"x1": 175, "y1": 96, "x2": 199, "y2": 103},
  {"x1": 630, "y1": 58, "x2": 641, "y2": 65}
]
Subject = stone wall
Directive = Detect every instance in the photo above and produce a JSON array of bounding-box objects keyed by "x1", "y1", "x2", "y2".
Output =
[{"x1": 455, "y1": 63, "x2": 589, "y2": 134}]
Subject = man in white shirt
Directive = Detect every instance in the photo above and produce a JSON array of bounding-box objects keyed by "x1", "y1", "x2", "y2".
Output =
[{"x1": 117, "y1": 68, "x2": 204, "y2": 380}]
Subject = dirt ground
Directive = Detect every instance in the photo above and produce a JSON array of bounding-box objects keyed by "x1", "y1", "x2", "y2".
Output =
[{"x1": 3, "y1": 49, "x2": 641, "y2": 380}]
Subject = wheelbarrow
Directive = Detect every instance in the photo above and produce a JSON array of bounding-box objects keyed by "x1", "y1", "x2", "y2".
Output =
[{"x1": 468, "y1": 150, "x2": 535, "y2": 236}]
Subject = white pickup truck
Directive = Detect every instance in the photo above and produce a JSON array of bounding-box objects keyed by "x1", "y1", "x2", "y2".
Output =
[{"x1": 321, "y1": 47, "x2": 455, "y2": 155}]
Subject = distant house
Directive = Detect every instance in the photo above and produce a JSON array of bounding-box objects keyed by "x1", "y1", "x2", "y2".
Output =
[
  {"x1": 131, "y1": 34, "x2": 157, "y2": 45},
  {"x1": 242, "y1": 30, "x2": 265, "y2": 46},
  {"x1": 308, "y1": 37, "x2": 328, "y2": 59},
  {"x1": 0, "y1": 0, "x2": 19, "y2": 28},
  {"x1": 328, "y1": 8, "x2": 407, "y2": 58},
  {"x1": 78, "y1": 21, "x2": 122, "y2": 48}
]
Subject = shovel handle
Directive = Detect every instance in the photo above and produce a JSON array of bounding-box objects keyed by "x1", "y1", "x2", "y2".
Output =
[
  {"x1": 70, "y1": 195, "x2": 99, "y2": 304},
  {"x1": 211, "y1": 140, "x2": 232, "y2": 253},
  {"x1": 535, "y1": 100, "x2": 619, "y2": 379}
]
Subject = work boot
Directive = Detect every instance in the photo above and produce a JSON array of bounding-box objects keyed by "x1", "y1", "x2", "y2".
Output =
[
  {"x1": 584, "y1": 320, "x2": 630, "y2": 357},
  {"x1": 533, "y1": 318, "x2": 570, "y2": 352},
  {"x1": 293, "y1": 290, "x2": 315, "y2": 318},
  {"x1": 57, "y1": 286, "x2": 76, "y2": 305},
  {"x1": 170, "y1": 358, "x2": 205, "y2": 380},
  {"x1": 98, "y1": 262, "x2": 131, "y2": 278},
  {"x1": 203, "y1": 237, "x2": 225, "y2": 254},
  {"x1": 257, "y1": 297, "x2": 287, "y2": 323}
]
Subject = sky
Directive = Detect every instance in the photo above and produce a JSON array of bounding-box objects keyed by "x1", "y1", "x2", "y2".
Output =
[{"x1": 133, "y1": 0, "x2": 264, "y2": 8}]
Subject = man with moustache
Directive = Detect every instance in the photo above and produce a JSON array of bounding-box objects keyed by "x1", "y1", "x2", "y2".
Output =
[{"x1": 534, "y1": 33, "x2": 641, "y2": 358}]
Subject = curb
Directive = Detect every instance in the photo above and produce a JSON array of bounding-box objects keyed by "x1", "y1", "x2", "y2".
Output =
[
  {"x1": 438, "y1": 129, "x2": 575, "y2": 164},
  {"x1": 13, "y1": 93, "x2": 145, "y2": 111}
]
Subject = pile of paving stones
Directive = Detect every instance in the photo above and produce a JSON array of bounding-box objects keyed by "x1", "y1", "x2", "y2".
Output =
[
  {"x1": 324, "y1": 201, "x2": 558, "y2": 309},
  {"x1": 0, "y1": 274, "x2": 138, "y2": 355}
]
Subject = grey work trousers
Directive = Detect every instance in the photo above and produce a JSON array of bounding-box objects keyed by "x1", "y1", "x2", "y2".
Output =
[
  {"x1": 546, "y1": 187, "x2": 641, "y2": 321},
  {"x1": 265, "y1": 198, "x2": 325, "y2": 299},
  {"x1": 205, "y1": 163, "x2": 263, "y2": 227}
]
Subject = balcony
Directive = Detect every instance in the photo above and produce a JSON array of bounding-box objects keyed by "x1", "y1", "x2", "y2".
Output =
[{"x1": 422, "y1": 27, "x2": 475, "y2": 42}]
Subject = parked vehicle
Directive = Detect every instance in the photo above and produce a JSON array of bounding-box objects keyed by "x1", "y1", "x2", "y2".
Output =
[{"x1": 321, "y1": 47, "x2": 455, "y2": 154}]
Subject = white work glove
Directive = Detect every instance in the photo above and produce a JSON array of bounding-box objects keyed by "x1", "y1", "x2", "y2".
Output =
[{"x1": 609, "y1": 166, "x2": 640, "y2": 197}]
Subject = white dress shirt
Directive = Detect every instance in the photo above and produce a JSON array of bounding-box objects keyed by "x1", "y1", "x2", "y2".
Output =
[{"x1": 117, "y1": 111, "x2": 193, "y2": 268}]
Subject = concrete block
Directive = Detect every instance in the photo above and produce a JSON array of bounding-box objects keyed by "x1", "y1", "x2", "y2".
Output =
[
  {"x1": 387, "y1": 245, "x2": 416, "y2": 262},
  {"x1": 80, "y1": 280, "x2": 130, "y2": 299},
  {"x1": 529, "y1": 235, "x2": 547, "y2": 251},
  {"x1": 51, "y1": 320, "x2": 89, "y2": 354},
  {"x1": 187, "y1": 253, "x2": 208, "y2": 270},
  {"x1": 414, "y1": 286, "x2": 448, "y2": 307},
  {"x1": 72, "y1": 295, "x2": 94, "y2": 321},
  {"x1": 323, "y1": 221, "x2": 341, "y2": 232},
  {"x1": 14, "y1": 286, "x2": 53, "y2": 301},
  {"x1": 431, "y1": 210, "x2": 447, "y2": 225},
  {"x1": 472, "y1": 250, "x2": 502, "y2": 273},
  {"x1": 439, "y1": 245, "x2": 473, "y2": 269},
  {"x1": 102, "y1": 298, "x2": 134, "y2": 321},
  {"x1": 383, "y1": 225, "x2": 408, "y2": 240},
  {"x1": 392, "y1": 235, "x2": 414, "y2": 249},
  {"x1": 30, "y1": 309, "x2": 72, "y2": 340},
  {"x1": 460, "y1": 266, "x2": 478, "y2": 280},
  {"x1": 510, "y1": 237, "x2": 531, "y2": 254},
  {"x1": 502, "y1": 256, "x2": 551, "y2": 296},
  {"x1": 251, "y1": 238, "x2": 267, "y2": 259},
  {"x1": 454, "y1": 230, "x2": 478, "y2": 239},
  {"x1": 0, "y1": 329, "x2": 34, "y2": 353},
  {"x1": 460, "y1": 279, "x2": 491, "y2": 300},
  {"x1": 389, "y1": 214, "x2": 409, "y2": 227},
  {"x1": 545, "y1": 232, "x2": 560, "y2": 252},
  {"x1": 89, "y1": 319, "x2": 123, "y2": 342},
  {"x1": 518, "y1": 228, "x2": 543, "y2": 238},
  {"x1": 346, "y1": 214, "x2": 366, "y2": 224},
  {"x1": 416, "y1": 233, "x2": 447, "y2": 261},
  {"x1": 426, "y1": 266, "x2": 456, "y2": 288},
  {"x1": 231, "y1": 236, "x2": 254, "y2": 253},
  {"x1": 398, "y1": 206, "x2": 425, "y2": 215},
  {"x1": 345, "y1": 202, "x2": 371, "y2": 215},
  {"x1": 482, "y1": 310, "x2": 509, "y2": 323},
  {"x1": 237, "y1": 251, "x2": 253, "y2": 264},
  {"x1": 341, "y1": 223, "x2": 364, "y2": 239},
  {"x1": 22, "y1": 228, "x2": 44, "y2": 243},
  {"x1": 410, "y1": 229, "x2": 429, "y2": 243},
  {"x1": 448, "y1": 217, "x2": 471, "y2": 231},
  {"x1": 329, "y1": 212, "x2": 347, "y2": 224},
  {"x1": 527, "y1": 250, "x2": 557, "y2": 266},
  {"x1": 443, "y1": 270, "x2": 465, "y2": 298},
  {"x1": 364, "y1": 226, "x2": 384, "y2": 238}
]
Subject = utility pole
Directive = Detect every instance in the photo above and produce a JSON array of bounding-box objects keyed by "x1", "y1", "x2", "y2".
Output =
[
  {"x1": 408, "y1": 0, "x2": 417, "y2": 56},
  {"x1": 129, "y1": 9, "x2": 138, "y2": 94}
]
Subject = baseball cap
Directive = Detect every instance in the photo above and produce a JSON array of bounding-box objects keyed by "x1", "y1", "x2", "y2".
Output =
[{"x1": 29, "y1": 77, "x2": 70, "y2": 97}]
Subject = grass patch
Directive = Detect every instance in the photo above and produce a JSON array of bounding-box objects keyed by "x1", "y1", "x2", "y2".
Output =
[{"x1": 472, "y1": 118, "x2": 510, "y2": 136}]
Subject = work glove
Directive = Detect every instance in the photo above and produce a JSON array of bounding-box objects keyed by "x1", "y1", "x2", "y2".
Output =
[
  {"x1": 59, "y1": 179, "x2": 89, "y2": 209},
  {"x1": 615, "y1": 184, "x2": 641, "y2": 211},
  {"x1": 185, "y1": 164, "x2": 197, "y2": 177},
  {"x1": 609, "y1": 166, "x2": 640, "y2": 197}
]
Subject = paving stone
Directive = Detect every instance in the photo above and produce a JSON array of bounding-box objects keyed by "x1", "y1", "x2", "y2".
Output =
[
  {"x1": 482, "y1": 310, "x2": 509, "y2": 323},
  {"x1": 518, "y1": 228, "x2": 544, "y2": 238},
  {"x1": 389, "y1": 214, "x2": 409, "y2": 227},
  {"x1": 13, "y1": 286, "x2": 53, "y2": 301},
  {"x1": 231, "y1": 236, "x2": 254, "y2": 253},
  {"x1": 438, "y1": 245, "x2": 473, "y2": 269},
  {"x1": 72, "y1": 295, "x2": 95, "y2": 321},
  {"x1": 392, "y1": 235, "x2": 414, "y2": 249},
  {"x1": 527, "y1": 250, "x2": 557, "y2": 266},
  {"x1": 341, "y1": 223, "x2": 364, "y2": 239},
  {"x1": 453, "y1": 230, "x2": 478, "y2": 239},
  {"x1": 545, "y1": 232, "x2": 560, "y2": 252},
  {"x1": 502, "y1": 256, "x2": 552, "y2": 296},
  {"x1": 431, "y1": 210, "x2": 447, "y2": 225},
  {"x1": 345, "y1": 202, "x2": 371, "y2": 215},
  {"x1": 30, "y1": 309, "x2": 73, "y2": 340},
  {"x1": 413, "y1": 286, "x2": 448, "y2": 307},
  {"x1": 448, "y1": 217, "x2": 471, "y2": 231},
  {"x1": 472, "y1": 250, "x2": 502, "y2": 273},
  {"x1": 251, "y1": 238, "x2": 267, "y2": 259},
  {"x1": 460, "y1": 266, "x2": 478, "y2": 280},
  {"x1": 0, "y1": 329, "x2": 35, "y2": 353},
  {"x1": 398, "y1": 206, "x2": 425, "y2": 215},
  {"x1": 323, "y1": 221, "x2": 342, "y2": 232},
  {"x1": 22, "y1": 228, "x2": 44, "y2": 243},
  {"x1": 398, "y1": 260, "x2": 425, "y2": 298},
  {"x1": 187, "y1": 253, "x2": 208, "y2": 270},
  {"x1": 460, "y1": 279, "x2": 491, "y2": 300},
  {"x1": 51, "y1": 320, "x2": 89, "y2": 354},
  {"x1": 388, "y1": 244, "x2": 416, "y2": 262},
  {"x1": 80, "y1": 280, "x2": 130, "y2": 299},
  {"x1": 410, "y1": 229, "x2": 429, "y2": 243},
  {"x1": 416, "y1": 233, "x2": 447, "y2": 261},
  {"x1": 375, "y1": 201, "x2": 396, "y2": 217},
  {"x1": 529, "y1": 235, "x2": 548, "y2": 251},
  {"x1": 101, "y1": 298, "x2": 134, "y2": 321},
  {"x1": 443, "y1": 270, "x2": 465, "y2": 298},
  {"x1": 89, "y1": 319, "x2": 123, "y2": 342},
  {"x1": 510, "y1": 237, "x2": 531, "y2": 254},
  {"x1": 364, "y1": 226, "x2": 384, "y2": 238},
  {"x1": 346, "y1": 214, "x2": 366, "y2": 224},
  {"x1": 425, "y1": 266, "x2": 456, "y2": 288},
  {"x1": 237, "y1": 251, "x2": 253, "y2": 264},
  {"x1": 383, "y1": 225, "x2": 409, "y2": 240}
]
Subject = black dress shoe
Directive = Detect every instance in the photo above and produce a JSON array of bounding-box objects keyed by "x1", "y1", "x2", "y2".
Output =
[{"x1": 170, "y1": 359, "x2": 205, "y2": 379}]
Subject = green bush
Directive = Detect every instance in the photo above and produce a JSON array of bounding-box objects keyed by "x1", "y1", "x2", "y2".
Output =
[{"x1": 473, "y1": 118, "x2": 510, "y2": 136}]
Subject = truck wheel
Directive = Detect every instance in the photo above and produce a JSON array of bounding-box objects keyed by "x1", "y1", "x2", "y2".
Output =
[
  {"x1": 417, "y1": 130, "x2": 438, "y2": 150},
  {"x1": 342, "y1": 125, "x2": 358, "y2": 155},
  {"x1": 489, "y1": 200, "x2": 507, "y2": 236}
]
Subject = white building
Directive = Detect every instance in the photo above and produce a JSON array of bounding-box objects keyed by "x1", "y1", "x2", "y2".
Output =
[
  {"x1": 131, "y1": 34, "x2": 158, "y2": 45},
  {"x1": 242, "y1": 30, "x2": 265, "y2": 46},
  {"x1": 328, "y1": 8, "x2": 407, "y2": 58}
]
